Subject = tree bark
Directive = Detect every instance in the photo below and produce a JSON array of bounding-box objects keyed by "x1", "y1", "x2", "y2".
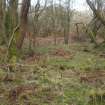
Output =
[{"x1": 17, "y1": 0, "x2": 31, "y2": 49}]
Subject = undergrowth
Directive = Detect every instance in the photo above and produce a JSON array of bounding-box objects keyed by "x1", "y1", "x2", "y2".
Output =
[{"x1": 0, "y1": 42, "x2": 105, "y2": 105}]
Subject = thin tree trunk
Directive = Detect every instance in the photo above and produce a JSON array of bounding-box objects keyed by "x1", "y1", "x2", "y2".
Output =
[
  {"x1": 64, "y1": 0, "x2": 71, "y2": 44},
  {"x1": 0, "y1": 0, "x2": 6, "y2": 44}
]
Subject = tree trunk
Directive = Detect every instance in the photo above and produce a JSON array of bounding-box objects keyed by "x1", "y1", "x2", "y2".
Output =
[
  {"x1": 64, "y1": 0, "x2": 71, "y2": 45},
  {"x1": 7, "y1": 0, "x2": 19, "y2": 59},
  {"x1": 0, "y1": 0, "x2": 6, "y2": 44},
  {"x1": 16, "y1": 0, "x2": 31, "y2": 49}
]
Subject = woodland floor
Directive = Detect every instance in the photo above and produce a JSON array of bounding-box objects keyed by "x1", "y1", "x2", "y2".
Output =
[{"x1": 0, "y1": 37, "x2": 105, "y2": 105}]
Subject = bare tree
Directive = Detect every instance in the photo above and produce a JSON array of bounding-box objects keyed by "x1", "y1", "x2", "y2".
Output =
[
  {"x1": 64, "y1": 0, "x2": 72, "y2": 44},
  {"x1": 32, "y1": 0, "x2": 47, "y2": 47},
  {"x1": 86, "y1": 0, "x2": 105, "y2": 45},
  {"x1": 86, "y1": 0, "x2": 105, "y2": 26},
  {"x1": 50, "y1": 0, "x2": 57, "y2": 45}
]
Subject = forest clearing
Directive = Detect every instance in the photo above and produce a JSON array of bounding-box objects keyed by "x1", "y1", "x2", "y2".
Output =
[{"x1": 0, "y1": 0, "x2": 105, "y2": 105}]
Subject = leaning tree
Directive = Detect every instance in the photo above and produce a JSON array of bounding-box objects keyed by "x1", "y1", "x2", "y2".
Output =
[{"x1": 86, "y1": 0, "x2": 105, "y2": 45}]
